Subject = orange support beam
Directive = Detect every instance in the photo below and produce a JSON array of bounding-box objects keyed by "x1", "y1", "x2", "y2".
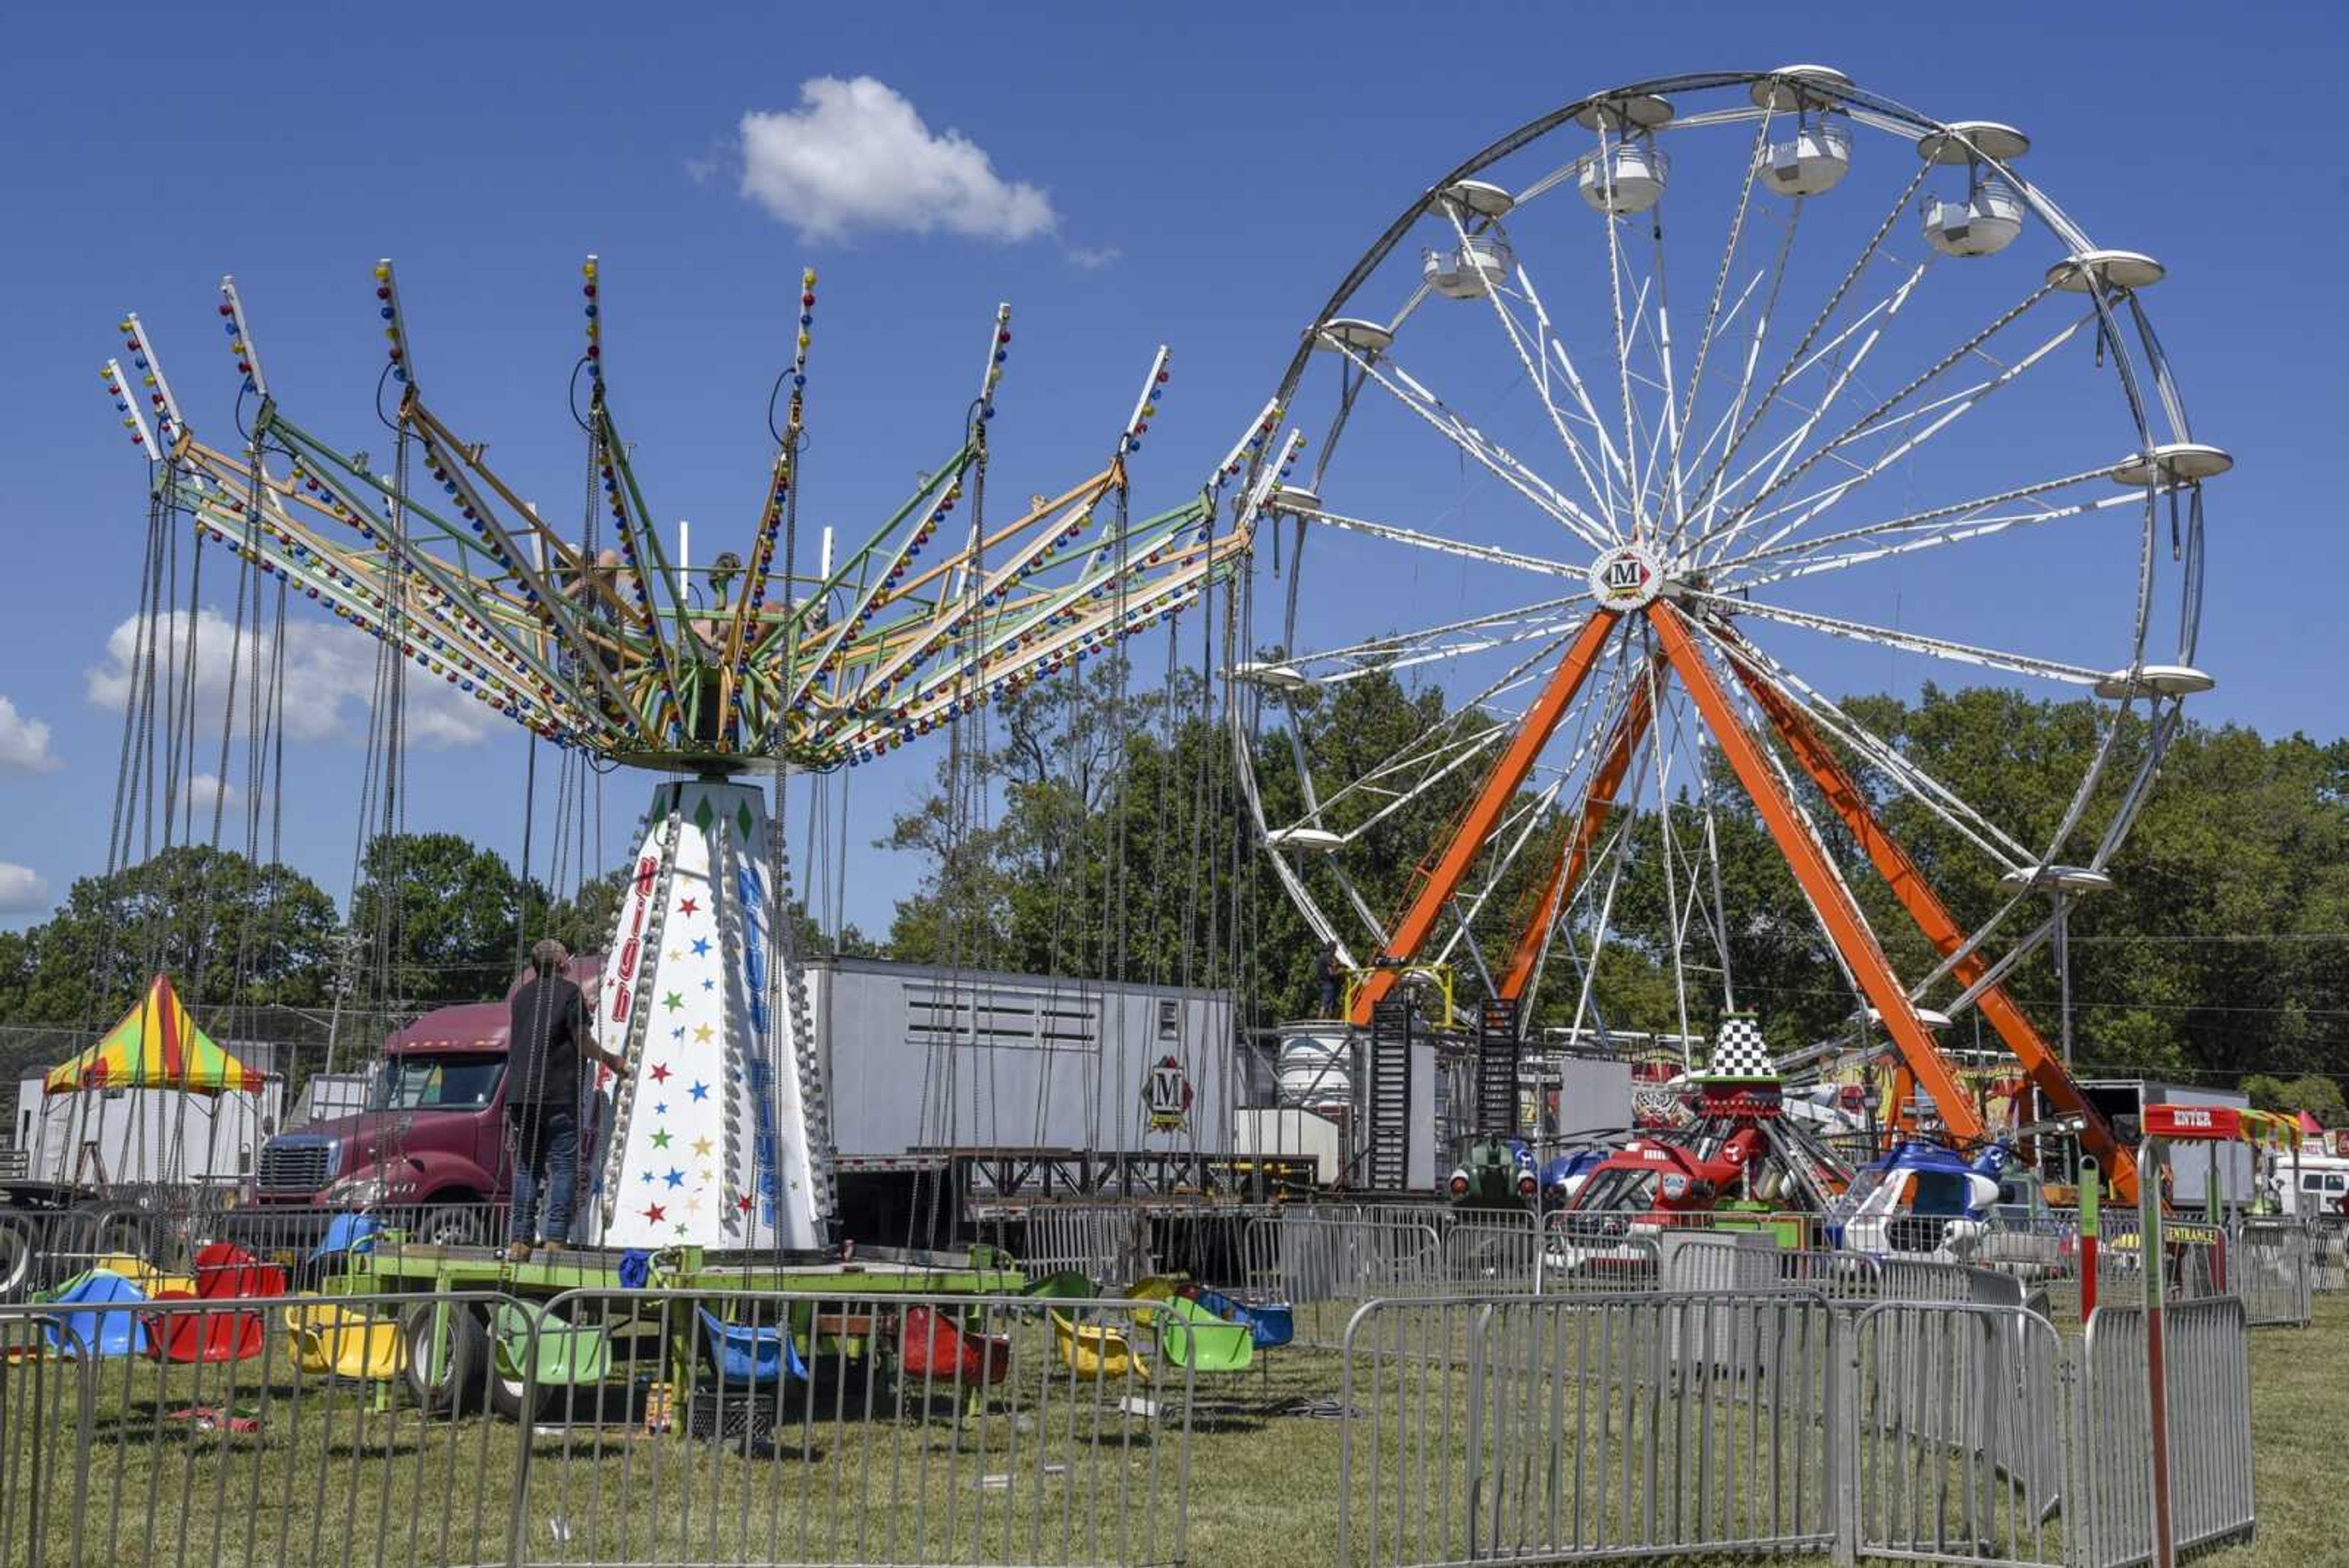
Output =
[
  {"x1": 1722, "y1": 645, "x2": 2140, "y2": 1200},
  {"x1": 1348, "y1": 609, "x2": 1620, "y2": 1025},
  {"x1": 1644, "y1": 601, "x2": 1989, "y2": 1150},
  {"x1": 1497, "y1": 670, "x2": 1655, "y2": 1001}
]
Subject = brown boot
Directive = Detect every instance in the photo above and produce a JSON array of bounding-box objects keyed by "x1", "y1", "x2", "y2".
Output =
[{"x1": 504, "y1": 1241, "x2": 534, "y2": 1265}]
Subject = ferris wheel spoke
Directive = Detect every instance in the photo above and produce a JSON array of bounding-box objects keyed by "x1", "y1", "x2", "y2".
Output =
[
  {"x1": 1695, "y1": 618, "x2": 2038, "y2": 867},
  {"x1": 1705, "y1": 302, "x2": 2092, "y2": 566},
  {"x1": 1274, "y1": 593, "x2": 1595, "y2": 683},
  {"x1": 1694, "y1": 590, "x2": 2107, "y2": 688},
  {"x1": 1716, "y1": 485, "x2": 2143, "y2": 594},
  {"x1": 1289, "y1": 500, "x2": 1589, "y2": 581},
  {"x1": 1687, "y1": 157, "x2": 1936, "y2": 529},
  {"x1": 1438, "y1": 206, "x2": 1624, "y2": 527},
  {"x1": 1595, "y1": 122, "x2": 1651, "y2": 535},
  {"x1": 1331, "y1": 340, "x2": 1616, "y2": 552},
  {"x1": 1671, "y1": 110, "x2": 1777, "y2": 531},
  {"x1": 1700, "y1": 258, "x2": 1932, "y2": 544}
]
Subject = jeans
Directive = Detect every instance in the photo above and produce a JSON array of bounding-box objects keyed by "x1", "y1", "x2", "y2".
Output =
[{"x1": 508, "y1": 1103, "x2": 578, "y2": 1247}]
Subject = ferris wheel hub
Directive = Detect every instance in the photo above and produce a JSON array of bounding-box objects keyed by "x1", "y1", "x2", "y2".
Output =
[{"x1": 1588, "y1": 541, "x2": 1668, "y2": 612}]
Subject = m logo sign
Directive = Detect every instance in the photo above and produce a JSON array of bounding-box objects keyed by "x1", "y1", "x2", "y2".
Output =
[{"x1": 1587, "y1": 543, "x2": 1663, "y2": 610}]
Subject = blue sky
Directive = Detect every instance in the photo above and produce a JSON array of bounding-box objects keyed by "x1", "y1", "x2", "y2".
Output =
[{"x1": 4, "y1": 2, "x2": 2344, "y2": 943}]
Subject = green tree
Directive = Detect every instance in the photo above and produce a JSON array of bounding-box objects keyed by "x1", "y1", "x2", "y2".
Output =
[
  {"x1": 348, "y1": 831, "x2": 533, "y2": 1005},
  {"x1": 0, "y1": 845, "x2": 340, "y2": 1025}
]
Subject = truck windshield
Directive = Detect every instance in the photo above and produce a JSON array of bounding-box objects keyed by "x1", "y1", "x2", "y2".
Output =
[
  {"x1": 1568, "y1": 1165, "x2": 1660, "y2": 1213},
  {"x1": 372, "y1": 1053, "x2": 504, "y2": 1110}
]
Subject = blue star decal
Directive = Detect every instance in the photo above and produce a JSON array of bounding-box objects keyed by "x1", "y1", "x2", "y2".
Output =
[
  {"x1": 664, "y1": 1167, "x2": 686, "y2": 1189},
  {"x1": 689, "y1": 1081, "x2": 710, "y2": 1102},
  {"x1": 654, "y1": 1101, "x2": 669, "y2": 1117},
  {"x1": 701, "y1": 977, "x2": 715, "y2": 992},
  {"x1": 671, "y1": 1025, "x2": 686, "y2": 1041},
  {"x1": 640, "y1": 1170, "x2": 654, "y2": 1184},
  {"x1": 691, "y1": 937, "x2": 711, "y2": 957}
]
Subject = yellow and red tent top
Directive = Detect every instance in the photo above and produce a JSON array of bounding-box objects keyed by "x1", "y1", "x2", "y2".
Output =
[{"x1": 43, "y1": 974, "x2": 269, "y2": 1095}]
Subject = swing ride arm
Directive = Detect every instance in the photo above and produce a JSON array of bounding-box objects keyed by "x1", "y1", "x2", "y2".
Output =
[
  {"x1": 1721, "y1": 639, "x2": 2142, "y2": 1201},
  {"x1": 1497, "y1": 667, "x2": 1655, "y2": 1001},
  {"x1": 1645, "y1": 600, "x2": 1990, "y2": 1151},
  {"x1": 1347, "y1": 609, "x2": 1620, "y2": 1027}
]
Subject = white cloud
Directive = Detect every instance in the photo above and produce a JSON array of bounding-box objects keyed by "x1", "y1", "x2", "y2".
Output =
[
  {"x1": 0, "y1": 697, "x2": 60, "y2": 774},
  {"x1": 737, "y1": 77, "x2": 1056, "y2": 243},
  {"x1": 183, "y1": 773, "x2": 240, "y2": 814},
  {"x1": 0, "y1": 863, "x2": 48, "y2": 914},
  {"x1": 1066, "y1": 245, "x2": 1122, "y2": 271},
  {"x1": 86, "y1": 608, "x2": 500, "y2": 751}
]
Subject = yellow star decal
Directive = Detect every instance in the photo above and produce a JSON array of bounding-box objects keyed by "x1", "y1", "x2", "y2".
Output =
[
  {"x1": 691, "y1": 1136, "x2": 713, "y2": 1158},
  {"x1": 692, "y1": 1023, "x2": 714, "y2": 1044}
]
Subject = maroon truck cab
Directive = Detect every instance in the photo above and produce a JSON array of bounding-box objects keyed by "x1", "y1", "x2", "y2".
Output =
[{"x1": 243, "y1": 957, "x2": 601, "y2": 1250}]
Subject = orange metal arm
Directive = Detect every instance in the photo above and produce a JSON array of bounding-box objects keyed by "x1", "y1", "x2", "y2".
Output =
[
  {"x1": 1645, "y1": 601, "x2": 1989, "y2": 1150},
  {"x1": 1348, "y1": 610, "x2": 1620, "y2": 1025},
  {"x1": 1723, "y1": 645, "x2": 2140, "y2": 1200},
  {"x1": 1497, "y1": 671, "x2": 1655, "y2": 1001}
]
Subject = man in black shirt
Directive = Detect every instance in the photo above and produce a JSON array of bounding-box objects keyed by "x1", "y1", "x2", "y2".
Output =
[{"x1": 505, "y1": 938, "x2": 628, "y2": 1260}]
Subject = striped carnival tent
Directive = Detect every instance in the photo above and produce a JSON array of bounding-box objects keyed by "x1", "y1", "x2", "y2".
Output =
[{"x1": 43, "y1": 974, "x2": 270, "y2": 1095}]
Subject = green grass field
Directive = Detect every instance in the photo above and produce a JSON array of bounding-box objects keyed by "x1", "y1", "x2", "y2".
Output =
[{"x1": 8, "y1": 1291, "x2": 2339, "y2": 1567}]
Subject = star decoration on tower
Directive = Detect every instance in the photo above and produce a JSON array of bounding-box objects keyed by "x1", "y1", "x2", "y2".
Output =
[
  {"x1": 691, "y1": 937, "x2": 711, "y2": 957},
  {"x1": 664, "y1": 1167, "x2": 685, "y2": 1188},
  {"x1": 692, "y1": 1024, "x2": 714, "y2": 1044},
  {"x1": 641, "y1": 1203, "x2": 666, "y2": 1224},
  {"x1": 678, "y1": 897, "x2": 699, "y2": 917},
  {"x1": 661, "y1": 991, "x2": 683, "y2": 1012},
  {"x1": 650, "y1": 1128, "x2": 672, "y2": 1150},
  {"x1": 691, "y1": 1136, "x2": 713, "y2": 1157},
  {"x1": 649, "y1": 1062, "x2": 672, "y2": 1084},
  {"x1": 689, "y1": 1081, "x2": 710, "y2": 1102}
]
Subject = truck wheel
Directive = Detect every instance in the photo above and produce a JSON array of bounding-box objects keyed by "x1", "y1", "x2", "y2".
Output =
[
  {"x1": 400, "y1": 1299, "x2": 489, "y2": 1417},
  {"x1": 487, "y1": 1348, "x2": 549, "y2": 1424},
  {"x1": 416, "y1": 1206, "x2": 486, "y2": 1249}
]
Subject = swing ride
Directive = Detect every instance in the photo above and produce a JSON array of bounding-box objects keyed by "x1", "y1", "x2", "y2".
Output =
[
  {"x1": 103, "y1": 256, "x2": 1264, "y2": 1259},
  {"x1": 1230, "y1": 67, "x2": 2224, "y2": 1206}
]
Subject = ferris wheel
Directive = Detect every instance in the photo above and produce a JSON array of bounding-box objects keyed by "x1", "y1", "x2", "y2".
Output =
[{"x1": 1230, "y1": 69, "x2": 2221, "y2": 1197}]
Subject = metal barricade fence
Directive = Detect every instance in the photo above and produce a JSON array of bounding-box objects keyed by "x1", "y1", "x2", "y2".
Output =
[
  {"x1": 516, "y1": 1289, "x2": 1190, "y2": 1567},
  {"x1": 1841, "y1": 1300, "x2": 2068, "y2": 1566},
  {"x1": 2231, "y1": 1218, "x2": 2314, "y2": 1327},
  {"x1": 2310, "y1": 1216, "x2": 2348, "y2": 1293},
  {"x1": 0, "y1": 1290, "x2": 529, "y2": 1568},
  {"x1": 2075, "y1": 1298, "x2": 2255, "y2": 1567},
  {"x1": 1012, "y1": 1207, "x2": 1155, "y2": 1288},
  {"x1": 0, "y1": 1287, "x2": 1192, "y2": 1568},
  {"x1": 1336, "y1": 1291, "x2": 1837, "y2": 1566}
]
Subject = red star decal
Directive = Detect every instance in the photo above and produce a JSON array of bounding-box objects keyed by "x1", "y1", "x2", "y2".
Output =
[
  {"x1": 737, "y1": 1194, "x2": 755, "y2": 1212},
  {"x1": 642, "y1": 1203, "x2": 666, "y2": 1224},
  {"x1": 649, "y1": 1062, "x2": 672, "y2": 1083},
  {"x1": 678, "y1": 897, "x2": 699, "y2": 916}
]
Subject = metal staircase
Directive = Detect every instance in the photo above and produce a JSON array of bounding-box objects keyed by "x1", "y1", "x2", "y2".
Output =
[
  {"x1": 1365, "y1": 998, "x2": 1415, "y2": 1192},
  {"x1": 1475, "y1": 997, "x2": 1521, "y2": 1139}
]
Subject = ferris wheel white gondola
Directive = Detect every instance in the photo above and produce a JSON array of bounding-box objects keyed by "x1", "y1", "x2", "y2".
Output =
[
  {"x1": 1576, "y1": 92, "x2": 1673, "y2": 216},
  {"x1": 1442, "y1": 179, "x2": 1516, "y2": 220},
  {"x1": 1424, "y1": 234, "x2": 1515, "y2": 299},
  {"x1": 1859, "y1": 1006, "x2": 1956, "y2": 1032},
  {"x1": 1234, "y1": 72, "x2": 2216, "y2": 1169},
  {"x1": 2091, "y1": 663, "x2": 2215, "y2": 701},
  {"x1": 1753, "y1": 64, "x2": 1855, "y2": 198},
  {"x1": 1918, "y1": 120, "x2": 2030, "y2": 258}
]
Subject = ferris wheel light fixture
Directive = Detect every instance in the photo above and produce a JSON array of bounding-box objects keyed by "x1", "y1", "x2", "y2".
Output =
[
  {"x1": 1751, "y1": 65, "x2": 1854, "y2": 112},
  {"x1": 1315, "y1": 318, "x2": 1394, "y2": 355},
  {"x1": 1999, "y1": 865, "x2": 2115, "y2": 897},
  {"x1": 2047, "y1": 250, "x2": 2165, "y2": 294},
  {"x1": 2108, "y1": 442, "x2": 2232, "y2": 486},
  {"x1": 1916, "y1": 121, "x2": 2031, "y2": 165},
  {"x1": 1441, "y1": 179, "x2": 1516, "y2": 220},
  {"x1": 1266, "y1": 827, "x2": 1345, "y2": 853},
  {"x1": 2091, "y1": 664, "x2": 2214, "y2": 701}
]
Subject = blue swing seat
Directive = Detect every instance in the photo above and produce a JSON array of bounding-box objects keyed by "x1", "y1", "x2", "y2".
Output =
[
  {"x1": 696, "y1": 1307, "x2": 809, "y2": 1386},
  {"x1": 1189, "y1": 1285, "x2": 1295, "y2": 1349},
  {"x1": 45, "y1": 1269, "x2": 149, "y2": 1358}
]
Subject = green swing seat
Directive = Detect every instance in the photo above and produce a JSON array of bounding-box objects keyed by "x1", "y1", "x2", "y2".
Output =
[
  {"x1": 1155, "y1": 1291, "x2": 1253, "y2": 1374},
  {"x1": 492, "y1": 1302, "x2": 612, "y2": 1388}
]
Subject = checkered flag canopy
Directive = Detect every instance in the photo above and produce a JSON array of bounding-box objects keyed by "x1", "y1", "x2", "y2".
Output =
[{"x1": 1702, "y1": 1013, "x2": 1778, "y2": 1081}]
